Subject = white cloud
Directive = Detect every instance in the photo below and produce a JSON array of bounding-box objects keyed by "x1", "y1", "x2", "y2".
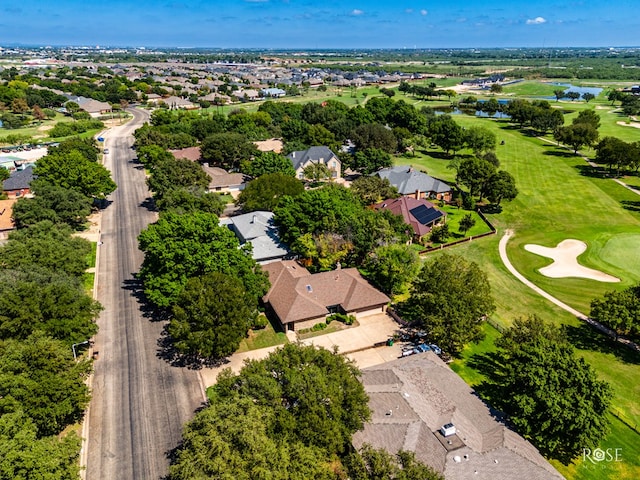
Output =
[
  {"x1": 405, "y1": 8, "x2": 413, "y2": 13},
  {"x1": 420, "y1": 9, "x2": 428, "y2": 16},
  {"x1": 351, "y1": 9, "x2": 364, "y2": 15},
  {"x1": 526, "y1": 16, "x2": 547, "y2": 25}
]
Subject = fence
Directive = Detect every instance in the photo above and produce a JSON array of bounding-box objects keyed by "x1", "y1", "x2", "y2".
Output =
[
  {"x1": 610, "y1": 408, "x2": 640, "y2": 435},
  {"x1": 419, "y1": 208, "x2": 497, "y2": 255}
]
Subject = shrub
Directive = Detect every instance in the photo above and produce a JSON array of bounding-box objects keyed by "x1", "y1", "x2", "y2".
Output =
[
  {"x1": 327, "y1": 313, "x2": 356, "y2": 325},
  {"x1": 252, "y1": 315, "x2": 268, "y2": 330},
  {"x1": 311, "y1": 322, "x2": 327, "y2": 332}
]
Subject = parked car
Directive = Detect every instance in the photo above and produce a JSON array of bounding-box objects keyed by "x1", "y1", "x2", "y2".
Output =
[
  {"x1": 400, "y1": 348, "x2": 416, "y2": 358},
  {"x1": 415, "y1": 344, "x2": 431, "y2": 353},
  {"x1": 103, "y1": 148, "x2": 109, "y2": 154},
  {"x1": 429, "y1": 344, "x2": 442, "y2": 355}
]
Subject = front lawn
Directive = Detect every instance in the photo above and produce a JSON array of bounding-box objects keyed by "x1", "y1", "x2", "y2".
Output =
[{"x1": 235, "y1": 321, "x2": 288, "y2": 352}]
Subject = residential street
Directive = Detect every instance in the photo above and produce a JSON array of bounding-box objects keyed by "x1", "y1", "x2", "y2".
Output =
[{"x1": 85, "y1": 108, "x2": 206, "y2": 480}]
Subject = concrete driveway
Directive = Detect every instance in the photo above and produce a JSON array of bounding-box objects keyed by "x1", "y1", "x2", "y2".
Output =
[{"x1": 199, "y1": 313, "x2": 404, "y2": 388}]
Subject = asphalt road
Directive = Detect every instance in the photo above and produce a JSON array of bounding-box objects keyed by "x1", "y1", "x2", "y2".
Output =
[{"x1": 86, "y1": 108, "x2": 205, "y2": 480}]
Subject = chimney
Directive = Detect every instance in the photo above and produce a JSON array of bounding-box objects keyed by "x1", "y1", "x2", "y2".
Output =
[
  {"x1": 415, "y1": 190, "x2": 421, "y2": 199},
  {"x1": 252, "y1": 215, "x2": 256, "y2": 224},
  {"x1": 292, "y1": 152, "x2": 296, "y2": 158}
]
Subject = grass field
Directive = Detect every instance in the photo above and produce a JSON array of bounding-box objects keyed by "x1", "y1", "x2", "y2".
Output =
[
  {"x1": 235, "y1": 321, "x2": 288, "y2": 353},
  {"x1": 412, "y1": 106, "x2": 640, "y2": 477}
]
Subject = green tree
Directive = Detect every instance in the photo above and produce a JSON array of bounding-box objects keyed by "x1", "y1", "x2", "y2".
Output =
[
  {"x1": 485, "y1": 170, "x2": 518, "y2": 206},
  {"x1": 352, "y1": 123, "x2": 398, "y2": 153},
  {"x1": 200, "y1": 132, "x2": 258, "y2": 170},
  {"x1": 595, "y1": 136, "x2": 632, "y2": 175},
  {"x1": 487, "y1": 316, "x2": 612, "y2": 460},
  {"x1": 553, "y1": 89, "x2": 566, "y2": 102},
  {"x1": 240, "y1": 151, "x2": 295, "y2": 177},
  {"x1": 169, "y1": 396, "x2": 335, "y2": 480},
  {"x1": 146, "y1": 157, "x2": 210, "y2": 202},
  {"x1": 168, "y1": 273, "x2": 256, "y2": 359},
  {"x1": 456, "y1": 156, "x2": 497, "y2": 199},
  {"x1": 154, "y1": 187, "x2": 224, "y2": 216},
  {"x1": 350, "y1": 148, "x2": 393, "y2": 175},
  {"x1": 12, "y1": 182, "x2": 92, "y2": 229},
  {"x1": 303, "y1": 162, "x2": 332, "y2": 182},
  {"x1": 215, "y1": 343, "x2": 371, "y2": 455},
  {"x1": 363, "y1": 244, "x2": 420, "y2": 295},
  {"x1": 0, "y1": 168, "x2": 9, "y2": 183},
  {"x1": 138, "y1": 212, "x2": 269, "y2": 308},
  {"x1": 582, "y1": 92, "x2": 595, "y2": 103},
  {"x1": 489, "y1": 83, "x2": 503, "y2": 94},
  {"x1": 0, "y1": 332, "x2": 91, "y2": 437},
  {"x1": 136, "y1": 144, "x2": 175, "y2": 169},
  {"x1": 573, "y1": 109, "x2": 601, "y2": 130},
  {"x1": 0, "y1": 410, "x2": 81, "y2": 480},
  {"x1": 236, "y1": 173, "x2": 304, "y2": 212},
  {"x1": 464, "y1": 125, "x2": 496, "y2": 155},
  {"x1": 428, "y1": 223, "x2": 449, "y2": 244},
  {"x1": 458, "y1": 213, "x2": 476, "y2": 235},
  {"x1": 0, "y1": 269, "x2": 100, "y2": 344},
  {"x1": 590, "y1": 284, "x2": 640, "y2": 340},
  {"x1": 346, "y1": 445, "x2": 443, "y2": 480},
  {"x1": 350, "y1": 176, "x2": 399, "y2": 205},
  {"x1": 34, "y1": 150, "x2": 116, "y2": 199},
  {"x1": 0, "y1": 221, "x2": 91, "y2": 278},
  {"x1": 47, "y1": 137, "x2": 100, "y2": 162},
  {"x1": 399, "y1": 253, "x2": 495, "y2": 355},
  {"x1": 554, "y1": 123, "x2": 599, "y2": 154},
  {"x1": 429, "y1": 115, "x2": 465, "y2": 156}
]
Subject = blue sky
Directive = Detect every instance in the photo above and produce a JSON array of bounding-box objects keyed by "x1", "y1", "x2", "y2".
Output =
[{"x1": 0, "y1": 0, "x2": 638, "y2": 49}]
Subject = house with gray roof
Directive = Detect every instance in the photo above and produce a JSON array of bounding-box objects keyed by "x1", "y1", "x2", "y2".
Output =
[
  {"x1": 287, "y1": 146, "x2": 341, "y2": 180},
  {"x1": 2, "y1": 165, "x2": 35, "y2": 198},
  {"x1": 374, "y1": 165, "x2": 452, "y2": 202},
  {"x1": 221, "y1": 211, "x2": 289, "y2": 265},
  {"x1": 353, "y1": 355, "x2": 563, "y2": 480}
]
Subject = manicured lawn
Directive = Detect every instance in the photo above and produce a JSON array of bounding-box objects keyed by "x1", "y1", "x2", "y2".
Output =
[
  {"x1": 87, "y1": 241, "x2": 97, "y2": 269},
  {"x1": 502, "y1": 80, "x2": 561, "y2": 97},
  {"x1": 297, "y1": 319, "x2": 359, "y2": 340},
  {"x1": 550, "y1": 414, "x2": 640, "y2": 480},
  {"x1": 235, "y1": 321, "x2": 288, "y2": 353},
  {"x1": 83, "y1": 272, "x2": 95, "y2": 294}
]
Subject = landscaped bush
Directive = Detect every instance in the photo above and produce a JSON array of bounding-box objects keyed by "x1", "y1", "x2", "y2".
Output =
[
  {"x1": 48, "y1": 119, "x2": 104, "y2": 138},
  {"x1": 252, "y1": 315, "x2": 268, "y2": 330},
  {"x1": 327, "y1": 313, "x2": 355, "y2": 325},
  {"x1": 311, "y1": 322, "x2": 328, "y2": 332}
]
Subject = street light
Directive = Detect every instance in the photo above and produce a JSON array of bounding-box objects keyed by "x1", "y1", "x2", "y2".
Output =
[{"x1": 72, "y1": 340, "x2": 90, "y2": 361}]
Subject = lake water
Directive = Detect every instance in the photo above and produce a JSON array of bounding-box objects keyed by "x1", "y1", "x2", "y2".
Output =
[
  {"x1": 435, "y1": 107, "x2": 510, "y2": 119},
  {"x1": 544, "y1": 82, "x2": 603, "y2": 97}
]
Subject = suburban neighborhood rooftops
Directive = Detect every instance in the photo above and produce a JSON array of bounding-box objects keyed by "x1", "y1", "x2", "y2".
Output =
[
  {"x1": 374, "y1": 196, "x2": 445, "y2": 237},
  {"x1": 375, "y1": 165, "x2": 451, "y2": 196},
  {"x1": 222, "y1": 211, "x2": 289, "y2": 263},
  {"x1": 287, "y1": 146, "x2": 338, "y2": 171},
  {"x1": 262, "y1": 260, "x2": 390, "y2": 325},
  {"x1": 353, "y1": 355, "x2": 563, "y2": 480},
  {"x1": 170, "y1": 146, "x2": 201, "y2": 162},
  {"x1": 3, "y1": 165, "x2": 35, "y2": 192}
]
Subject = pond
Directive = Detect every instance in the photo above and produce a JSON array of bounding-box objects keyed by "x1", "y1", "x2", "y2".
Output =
[
  {"x1": 435, "y1": 107, "x2": 510, "y2": 119},
  {"x1": 543, "y1": 82, "x2": 603, "y2": 98}
]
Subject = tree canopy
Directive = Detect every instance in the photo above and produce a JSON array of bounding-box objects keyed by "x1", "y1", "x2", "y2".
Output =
[
  {"x1": 138, "y1": 212, "x2": 269, "y2": 308},
  {"x1": 240, "y1": 151, "x2": 295, "y2": 177},
  {"x1": 34, "y1": 150, "x2": 116, "y2": 199},
  {"x1": 484, "y1": 316, "x2": 612, "y2": 461},
  {"x1": 200, "y1": 132, "x2": 258, "y2": 170},
  {"x1": 236, "y1": 172, "x2": 304, "y2": 212},
  {"x1": 0, "y1": 221, "x2": 91, "y2": 278},
  {"x1": 168, "y1": 273, "x2": 256, "y2": 359},
  {"x1": 0, "y1": 269, "x2": 100, "y2": 344},
  {"x1": 590, "y1": 284, "x2": 640, "y2": 341},
  {"x1": 363, "y1": 244, "x2": 421, "y2": 295},
  {"x1": 398, "y1": 253, "x2": 495, "y2": 355}
]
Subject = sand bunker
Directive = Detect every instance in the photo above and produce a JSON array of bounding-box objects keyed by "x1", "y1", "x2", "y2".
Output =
[
  {"x1": 616, "y1": 121, "x2": 640, "y2": 129},
  {"x1": 524, "y1": 239, "x2": 620, "y2": 283}
]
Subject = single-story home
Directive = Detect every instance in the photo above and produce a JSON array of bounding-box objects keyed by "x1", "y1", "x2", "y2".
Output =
[
  {"x1": 202, "y1": 164, "x2": 249, "y2": 197},
  {"x1": 156, "y1": 96, "x2": 198, "y2": 110},
  {"x1": 353, "y1": 355, "x2": 564, "y2": 480},
  {"x1": 262, "y1": 260, "x2": 390, "y2": 331},
  {"x1": 374, "y1": 196, "x2": 446, "y2": 242},
  {"x1": 254, "y1": 138, "x2": 284, "y2": 154},
  {"x1": 2, "y1": 165, "x2": 35, "y2": 198},
  {"x1": 170, "y1": 146, "x2": 201, "y2": 162},
  {"x1": 374, "y1": 165, "x2": 452, "y2": 202},
  {"x1": 287, "y1": 146, "x2": 341, "y2": 180},
  {"x1": 221, "y1": 211, "x2": 289, "y2": 264},
  {"x1": 260, "y1": 88, "x2": 286, "y2": 98}
]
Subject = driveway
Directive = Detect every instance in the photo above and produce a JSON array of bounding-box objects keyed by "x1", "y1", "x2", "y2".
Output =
[{"x1": 199, "y1": 313, "x2": 403, "y2": 387}]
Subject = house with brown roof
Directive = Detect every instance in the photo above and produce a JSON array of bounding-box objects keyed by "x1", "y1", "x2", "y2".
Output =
[
  {"x1": 262, "y1": 260, "x2": 390, "y2": 331},
  {"x1": 353, "y1": 355, "x2": 563, "y2": 480},
  {"x1": 170, "y1": 146, "x2": 202, "y2": 162},
  {"x1": 202, "y1": 164, "x2": 249, "y2": 197},
  {"x1": 374, "y1": 196, "x2": 446, "y2": 243}
]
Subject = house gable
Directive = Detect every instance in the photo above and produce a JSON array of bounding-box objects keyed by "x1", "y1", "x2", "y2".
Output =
[{"x1": 286, "y1": 146, "x2": 341, "y2": 180}]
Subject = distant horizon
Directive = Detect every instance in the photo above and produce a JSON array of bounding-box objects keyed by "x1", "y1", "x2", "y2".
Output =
[{"x1": 0, "y1": 1, "x2": 638, "y2": 50}]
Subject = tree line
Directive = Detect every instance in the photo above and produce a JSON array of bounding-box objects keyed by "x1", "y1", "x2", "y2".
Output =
[{"x1": 0, "y1": 137, "x2": 116, "y2": 479}]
